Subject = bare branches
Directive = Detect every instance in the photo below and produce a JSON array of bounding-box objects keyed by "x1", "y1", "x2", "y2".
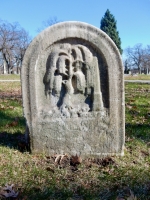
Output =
[
  {"x1": 37, "y1": 16, "x2": 61, "y2": 33},
  {"x1": 125, "y1": 44, "x2": 150, "y2": 74},
  {"x1": 0, "y1": 20, "x2": 31, "y2": 74}
]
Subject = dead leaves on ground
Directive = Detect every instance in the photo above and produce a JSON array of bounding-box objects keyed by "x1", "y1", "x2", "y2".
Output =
[
  {"x1": 0, "y1": 89, "x2": 21, "y2": 99},
  {"x1": 70, "y1": 154, "x2": 82, "y2": 166},
  {"x1": 45, "y1": 154, "x2": 82, "y2": 170},
  {"x1": 85, "y1": 156, "x2": 115, "y2": 168},
  {"x1": 45, "y1": 154, "x2": 115, "y2": 170}
]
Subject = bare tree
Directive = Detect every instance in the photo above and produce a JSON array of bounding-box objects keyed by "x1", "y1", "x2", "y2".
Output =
[
  {"x1": 37, "y1": 17, "x2": 61, "y2": 33},
  {"x1": 0, "y1": 21, "x2": 19, "y2": 73},
  {"x1": 125, "y1": 44, "x2": 150, "y2": 74},
  {"x1": 141, "y1": 45, "x2": 150, "y2": 74},
  {"x1": 125, "y1": 44, "x2": 144, "y2": 74},
  {"x1": 14, "y1": 29, "x2": 31, "y2": 74},
  {"x1": 0, "y1": 20, "x2": 31, "y2": 74}
]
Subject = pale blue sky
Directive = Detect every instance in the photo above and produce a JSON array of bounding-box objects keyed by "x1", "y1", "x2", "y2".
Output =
[{"x1": 0, "y1": 0, "x2": 150, "y2": 53}]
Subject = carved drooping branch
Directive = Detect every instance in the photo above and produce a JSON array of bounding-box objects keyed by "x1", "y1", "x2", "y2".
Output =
[{"x1": 43, "y1": 43, "x2": 104, "y2": 117}]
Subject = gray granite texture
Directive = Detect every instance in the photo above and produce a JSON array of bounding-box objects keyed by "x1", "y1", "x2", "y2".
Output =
[{"x1": 21, "y1": 21, "x2": 125, "y2": 157}]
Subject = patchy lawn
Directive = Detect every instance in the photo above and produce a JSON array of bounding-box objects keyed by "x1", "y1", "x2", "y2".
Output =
[
  {"x1": 0, "y1": 74, "x2": 20, "y2": 80},
  {"x1": 124, "y1": 74, "x2": 150, "y2": 80},
  {"x1": 0, "y1": 82, "x2": 150, "y2": 200}
]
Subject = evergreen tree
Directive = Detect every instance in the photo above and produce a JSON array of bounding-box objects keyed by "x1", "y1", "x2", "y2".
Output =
[{"x1": 100, "y1": 9, "x2": 123, "y2": 54}]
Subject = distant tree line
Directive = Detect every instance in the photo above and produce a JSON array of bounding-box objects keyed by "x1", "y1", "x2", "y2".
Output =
[
  {"x1": 124, "y1": 44, "x2": 150, "y2": 74},
  {"x1": 0, "y1": 20, "x2": 31, "y2": 74}
]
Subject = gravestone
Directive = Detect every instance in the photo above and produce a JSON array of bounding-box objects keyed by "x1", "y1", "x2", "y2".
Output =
[{"x1": 21, "y1": 21, "x2": 125, "y2": 157}]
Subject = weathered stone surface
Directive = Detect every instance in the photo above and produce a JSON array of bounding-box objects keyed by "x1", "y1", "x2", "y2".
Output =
[{"x1": 21, "y1": 21, "x2": 125, "y2": 157}]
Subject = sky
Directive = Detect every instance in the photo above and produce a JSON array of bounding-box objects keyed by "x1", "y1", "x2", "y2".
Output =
[{"x1": 0, "y1": 0, "x2": 150, "y2": 54}]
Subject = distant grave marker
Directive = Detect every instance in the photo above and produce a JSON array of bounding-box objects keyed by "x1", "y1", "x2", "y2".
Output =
[{"x1": 21, "y1": 21, "x2": 125, "y2": 157}]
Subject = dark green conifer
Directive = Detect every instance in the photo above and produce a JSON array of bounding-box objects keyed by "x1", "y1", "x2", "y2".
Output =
[{"x1": 100, "y1": 9, "x2": 123, "y2": 54}]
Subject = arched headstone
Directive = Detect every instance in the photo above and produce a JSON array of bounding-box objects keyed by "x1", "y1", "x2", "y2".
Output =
[{"x1": 22, "y1": 21, "x2": 125, "y2": 157}]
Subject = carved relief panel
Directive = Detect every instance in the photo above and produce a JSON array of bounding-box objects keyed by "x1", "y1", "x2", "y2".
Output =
[{"x1": 42, "y1": 41, "x2": 105, "y2": 120}]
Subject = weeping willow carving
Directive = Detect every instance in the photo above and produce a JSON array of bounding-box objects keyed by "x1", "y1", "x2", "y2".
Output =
[{"x1": 43, "y1": 44, "x2": 103, "y2": 118}]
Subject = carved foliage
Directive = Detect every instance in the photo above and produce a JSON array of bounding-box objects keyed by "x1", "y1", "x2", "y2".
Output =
[{"x1": 43, "y1": 44, "x2": 104, "y2": 118}]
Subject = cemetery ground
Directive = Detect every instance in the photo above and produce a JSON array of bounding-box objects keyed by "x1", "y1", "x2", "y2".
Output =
[
  {"x1": 0, "y1": 74, "x2": 150, "y2": 81},
  {"x1": 124, "y1": 74, "x2": 150, "y2": 81},
  {"x1": 0, "y1": 75, "x2": 20, "y2": 80},
  {"x1": 0, "y1": 77, "x2": 150, "y2": 200}
]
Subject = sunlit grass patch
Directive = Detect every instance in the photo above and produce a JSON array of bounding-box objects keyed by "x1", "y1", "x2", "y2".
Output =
[
  {"x1": 125, "y1": 82, "x2": 150, "y2": 124},
  {"x1": 0, "y1": 74, "x2": 20, "y2": 80}
]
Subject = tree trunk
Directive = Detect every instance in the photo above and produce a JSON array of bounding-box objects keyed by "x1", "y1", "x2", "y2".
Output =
[
  {"x1": 2, "y1": 53, "x2": 9, "y2": 74},
  {"x1": 146, "y1": 66, "x2": 149, "y2": 75},
  {"x1": 3, "y1": 59, "x2": 8, "y2": 74},
  {"x1": 17, "y1": 66, "x2": 21, "y2": 74},
  {"x1": 16, "y1": 61, "x2": 21, "y2": 74}
]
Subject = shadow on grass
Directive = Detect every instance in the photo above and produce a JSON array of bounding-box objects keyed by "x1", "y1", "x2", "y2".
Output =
[
  {"x1": 0, "y1": 131, "x2": 25, "y2": 149},
  {"x1": 125, "y1": 123, "x2": 150, "y2": 142},
  {"x1": 0, "y1": 110, "x2": 27, "y2": 152}
]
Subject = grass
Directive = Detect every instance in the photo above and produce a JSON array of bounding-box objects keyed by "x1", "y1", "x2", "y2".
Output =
[
  {"x1": 124, "y1": 74, "x2": 150, "y2": 80},
  {"x1": 0, "y1": 82, "x2": 150, "y2": 199},
  {"x1": 0, "y1": 74, "x2": 150, "y2": 81},
  {"x1": 0, "y1": 74, "x2": 20, "y2": 80}
]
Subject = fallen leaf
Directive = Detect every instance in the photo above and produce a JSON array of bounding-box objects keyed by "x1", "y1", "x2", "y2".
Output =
[
  {"x1": 132, "y1": 106, "x2": 137, "y2": 109},
  {"x1": 46, "y1": 167, "x2": 54, "y2": 173},
  {"x1": 6, "y1": 120, "x2": 18, "y2": 127},
  {"x1": 101, "y1": 157, "x2": 115, "y2": 167},
  {"x1": 130, "y1": 99, "x2": 135, "y2": 103},
  {"x1": 70, "y1": 154, "x2": 82, "y2": 166},
  {"x1": 46, "y1": 156, "x2": 50, "y2": 159}
]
